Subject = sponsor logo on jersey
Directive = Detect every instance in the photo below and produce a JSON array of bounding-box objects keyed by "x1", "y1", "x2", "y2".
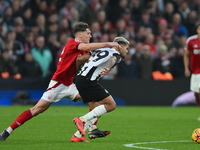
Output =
[{"x1": 193, "y1": 49, "x2": 200, "y2": 55}]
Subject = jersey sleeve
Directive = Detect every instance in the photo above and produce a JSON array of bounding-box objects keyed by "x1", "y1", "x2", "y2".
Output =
[
  {"x1": 68, "y1": 39, "x2": 81, "y2": 50},
  {"x1": 113, "y1": 53, "x2": 121, "y2": 63}
]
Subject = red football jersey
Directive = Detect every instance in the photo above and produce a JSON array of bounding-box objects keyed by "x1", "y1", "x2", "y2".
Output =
[
  {"x1": 185, "y1": 35, "x2": 200, "y2": 74},
  {"x1": 52, "y1": 38, "x2": 89, "y2": 86}
]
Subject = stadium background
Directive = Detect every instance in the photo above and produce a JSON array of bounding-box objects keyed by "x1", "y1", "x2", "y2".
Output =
[{"x1": 0, "y1": 0, "x2": 197, "y2": 106}]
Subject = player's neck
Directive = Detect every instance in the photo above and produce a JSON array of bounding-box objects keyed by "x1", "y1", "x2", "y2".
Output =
[{"x1": 198, "y1": 34, "x2": 200, "y2": 40}]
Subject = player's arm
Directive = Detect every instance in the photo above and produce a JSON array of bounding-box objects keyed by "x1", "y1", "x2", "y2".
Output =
[
  {"x1": 76, "y1": 53, "x2": 91, "y2": 71},
  {"x1": 101, "y1": 55, "x2": 120, "y2": 77},
  {"x1": 184, "y1": 50, "x2": 191, "y2": 77},
  {"x1": 77, "y1": 42, "x2": 121, "y2": 51}
]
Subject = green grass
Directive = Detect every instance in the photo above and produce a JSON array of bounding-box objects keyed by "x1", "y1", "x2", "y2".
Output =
[{"x1": 0, "y1": 106, "x2": 200, "y2": 150}]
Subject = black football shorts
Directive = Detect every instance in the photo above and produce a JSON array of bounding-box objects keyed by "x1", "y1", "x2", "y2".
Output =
[{"x1": 75, "y1": 76, "x2": 110, "y2": 103}]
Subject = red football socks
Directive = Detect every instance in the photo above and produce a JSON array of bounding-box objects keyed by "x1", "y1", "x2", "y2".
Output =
[{"x1": 10, "y1": 109, "x2": 33, "y2": 130}]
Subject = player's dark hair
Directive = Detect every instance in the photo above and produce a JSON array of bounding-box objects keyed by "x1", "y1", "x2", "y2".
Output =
[
  {"x1": 73, "y1": 22, "x2": 90, "y2": 35},
  {"x1": 197, "y1": 24, "x2": 200, "y2": 28}
]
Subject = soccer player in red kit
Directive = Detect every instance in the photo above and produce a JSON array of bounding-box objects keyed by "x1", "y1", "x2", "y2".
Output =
[
  {"x1": 184, "y1": 24, "x2": 200, "y2": 120},
  {"x1": 0, "y1": 22, "x2": 120, "y2": 142}
]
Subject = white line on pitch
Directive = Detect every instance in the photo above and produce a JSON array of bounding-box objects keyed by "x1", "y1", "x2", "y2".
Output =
[{"x1": 123, "y1": 140, "x2": 190, "y2": 150}]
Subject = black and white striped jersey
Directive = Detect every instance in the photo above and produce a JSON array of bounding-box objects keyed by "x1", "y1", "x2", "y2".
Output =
[{"x1": 78, "y1": 48, "x2": 121, "y2": 81}]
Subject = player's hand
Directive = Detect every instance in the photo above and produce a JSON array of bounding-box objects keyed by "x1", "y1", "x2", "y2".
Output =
[
  {"x1": 184, "y1": 69, "x2": 190, "y2": 77},
  {"x1": 101, "y1": 68, "x2": 111, "y2": 77},
  {"x1": 107, "y1": 42, "x2": 122, "y2": 49}
]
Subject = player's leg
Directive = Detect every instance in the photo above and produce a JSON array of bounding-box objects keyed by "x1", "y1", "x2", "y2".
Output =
[
  {"x1": 194, "y1": 92, "x2": 200, "y2": 106},
  {"x1": 0, "y1": 99, "x2": 52, "y2": 141},
  {"x1": 73, "y1": 95, "x2": 116, "y2": 136}
]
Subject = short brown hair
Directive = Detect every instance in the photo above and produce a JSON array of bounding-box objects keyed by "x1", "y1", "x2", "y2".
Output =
[{"x1": 73, "y1": 22, "x2": 90, "y2": 35}]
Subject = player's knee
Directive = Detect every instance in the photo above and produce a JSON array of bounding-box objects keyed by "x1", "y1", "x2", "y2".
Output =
[
  {"x1": 30, "y1": 107, "x2": 44, "y2": 116},
  {"x1": 108, "y1": 101, "x2": 116, "y2": 112}
]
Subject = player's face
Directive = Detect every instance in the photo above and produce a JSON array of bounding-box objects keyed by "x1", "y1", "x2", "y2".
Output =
[
  {"x1": 79, "y1": 28, "x2": 92, "y2": 44},
  {"x1": 120, "y1": 44, "x2": 129, "y2": 58}
]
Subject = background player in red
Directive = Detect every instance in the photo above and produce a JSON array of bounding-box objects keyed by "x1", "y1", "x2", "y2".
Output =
[
  {"x1": 184, "y1": 24, "x2": 200, "y2": 120},
  {"x1": 0, "y1": 22, "x2": 121, "y2": 142}
]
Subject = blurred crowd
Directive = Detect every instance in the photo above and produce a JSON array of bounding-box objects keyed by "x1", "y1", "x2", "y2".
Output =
[{"x1": 0, "y1": 0, "x2": 198, "y2": 80}]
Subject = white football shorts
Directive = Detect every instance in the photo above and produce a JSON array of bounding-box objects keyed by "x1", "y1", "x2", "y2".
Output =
[
  {"x1": 190, "y1": 74, "x2": 200, "y2": 93},
  {"x1": 41, "y1": 80, "x2": 79, "y2": 103}
]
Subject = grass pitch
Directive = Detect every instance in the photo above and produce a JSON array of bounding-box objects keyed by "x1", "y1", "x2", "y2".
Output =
[{"x1": 0, "y1": 106, "x2": 200, "y2": 150}]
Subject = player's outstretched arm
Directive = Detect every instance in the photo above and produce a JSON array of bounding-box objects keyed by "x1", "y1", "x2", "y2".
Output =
[{"x1": 78, "y1": 42, "x2": 121, "y2": 51}]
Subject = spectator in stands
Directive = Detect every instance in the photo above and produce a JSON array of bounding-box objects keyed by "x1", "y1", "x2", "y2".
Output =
[
  {"x1": 132, "y1": 41, "x2": 142, "y2": 59},
  {"x1": 59, "y1": 0, "x2": 75, "y2": 20},
  {"x1": 129, "y1": 0, "x2": 142, "y2": 22},
  {"x1": 137, "y1": 10, "x2": 155, "y2": 34},
  {"x1": 101, "y1": 20, "x2": 113, "y2": 34},
  {"x1": 47, "y1": 32, "x2": 61, "y2": 72},
  {"x1": 157, "y1": 18, "x2": 168, "y2": 40},
  {"x1": 11, "y1": 0, "x2": 22, "y2": 18},
  {"x1": 3, "y1": 6, "x2": 14, "y2": 29},
  {"x1": 107, "y1": 0, "x2": 127, "y2": 25},
  {"x1": 143, "y1": 33, "x2": 156, "y2": 56},
  {"x1": 108, "y1": 29, "x2": 117, "y2": 42},
  {"x1": 24, "y1": 31, "x2": 35, "y2": 52},
  {"x1": 37, "y1": 0, "x2": 48, "y2": 19},
  {"x1": 22, "y1": 6, "x2": 35, "y2": 31},
  {"x1": 68, "y1": 8, "x2": 79, "y2": 29},
  {"x1": 81, "y1": 0, "x2": 101, "y2": 25},
  {"x1": 135, "y1": 26, "x2": 146, "y2": 42},
  {"x1": 31, "y1": 36, "x2": 52, "y2": 78},
  {"x1": 4, "y1": 29, "x2": 25, "y2": 63},
  {"x1": 46, "y1": 0, "x2": 58, "y2": 14},
  {"x1": 169, "y1": 47, "x2": 185, "y2": 78},
  {"x1": 0, "y1": 0, "x2": 10, "y2": 15},
  {"x1": 178, "y1": 1, "x2": 190, "y2": 24},
  {"x1": 172, "y1": 13, "x2": 188, "y2": 37},
  {"x1": 14, "y1": 17, "x2": 25, "y2": 44},
  {"x1": 30, "y1": 22, "x2": 40, "y2": 41},
  {"x1": 36, "y1": 13, "x2": 46, "y2": 37},
  {"x1": 118, "y1": 52, "x2": 138, "y2": 79},
  {"x1": 47, "y1": 13, "x2": 59, "y2": 24},
  {"x1": 90, "y1": 21, "x2": 102, "y2": 42},
  {"x1": 0, "y1": 50, "x2": 21, "y2": 79},
  {"x1": 72, "y1": 0, "x2": 86, "y2": 15},
  {"x1": 153, "y1": 44, "x2": 171, "y2": 74},
  {"x1": 124, "y1": 21, "x2": 135, "y2": 40},
  {"x1": 122, "y1": 8, "x2": 131, "y2": 24},
  {"x1": 136, "y1": 45, "x2": 153, "y2": 80},
  {"x1": 18, "y1": 51, "x2": 42, "y2": 79},
  {"x1": 163, "y1": 2, "x2": 175, "y2": 24},
  {"x1": 46, "y1": 22, "x2": 59, "y2": 39},
  {"x1": 185, "y1": 10, "x2": 198, "y2": 36},
  {"x1": 59, "y1": 18, "x2": 72, "y2": 36},
  {"x1": 115, "y1": 18, "x2": 126, "y2": 36},
  {"x1": 97, "y1": 10, "x2": 107, "y2": 30}
]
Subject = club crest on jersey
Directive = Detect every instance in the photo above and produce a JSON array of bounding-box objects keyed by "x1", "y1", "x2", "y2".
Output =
[{"x1": 48, "y1": 94, "x2": 52, "y2": 100}]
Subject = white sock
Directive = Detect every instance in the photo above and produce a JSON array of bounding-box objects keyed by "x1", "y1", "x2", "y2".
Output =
[
  {"x1": 74, "y1": 118, "x2": 98, "y2": 138},
  {"x1": 89, "y1": 125, "x2": 97, "y2": 132},
  {"x1": 80, "y1": 105, "x2": 107, "y2": 122},
  {"x1": 74, "y1": 131, "x2": 82, "y2": 138},
  {"x1": 84, "y1": 118, "x2": 97, "y2": 131},
  {"x1": 6, "y1": 127, "x2": 13, "y2": 134}
]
